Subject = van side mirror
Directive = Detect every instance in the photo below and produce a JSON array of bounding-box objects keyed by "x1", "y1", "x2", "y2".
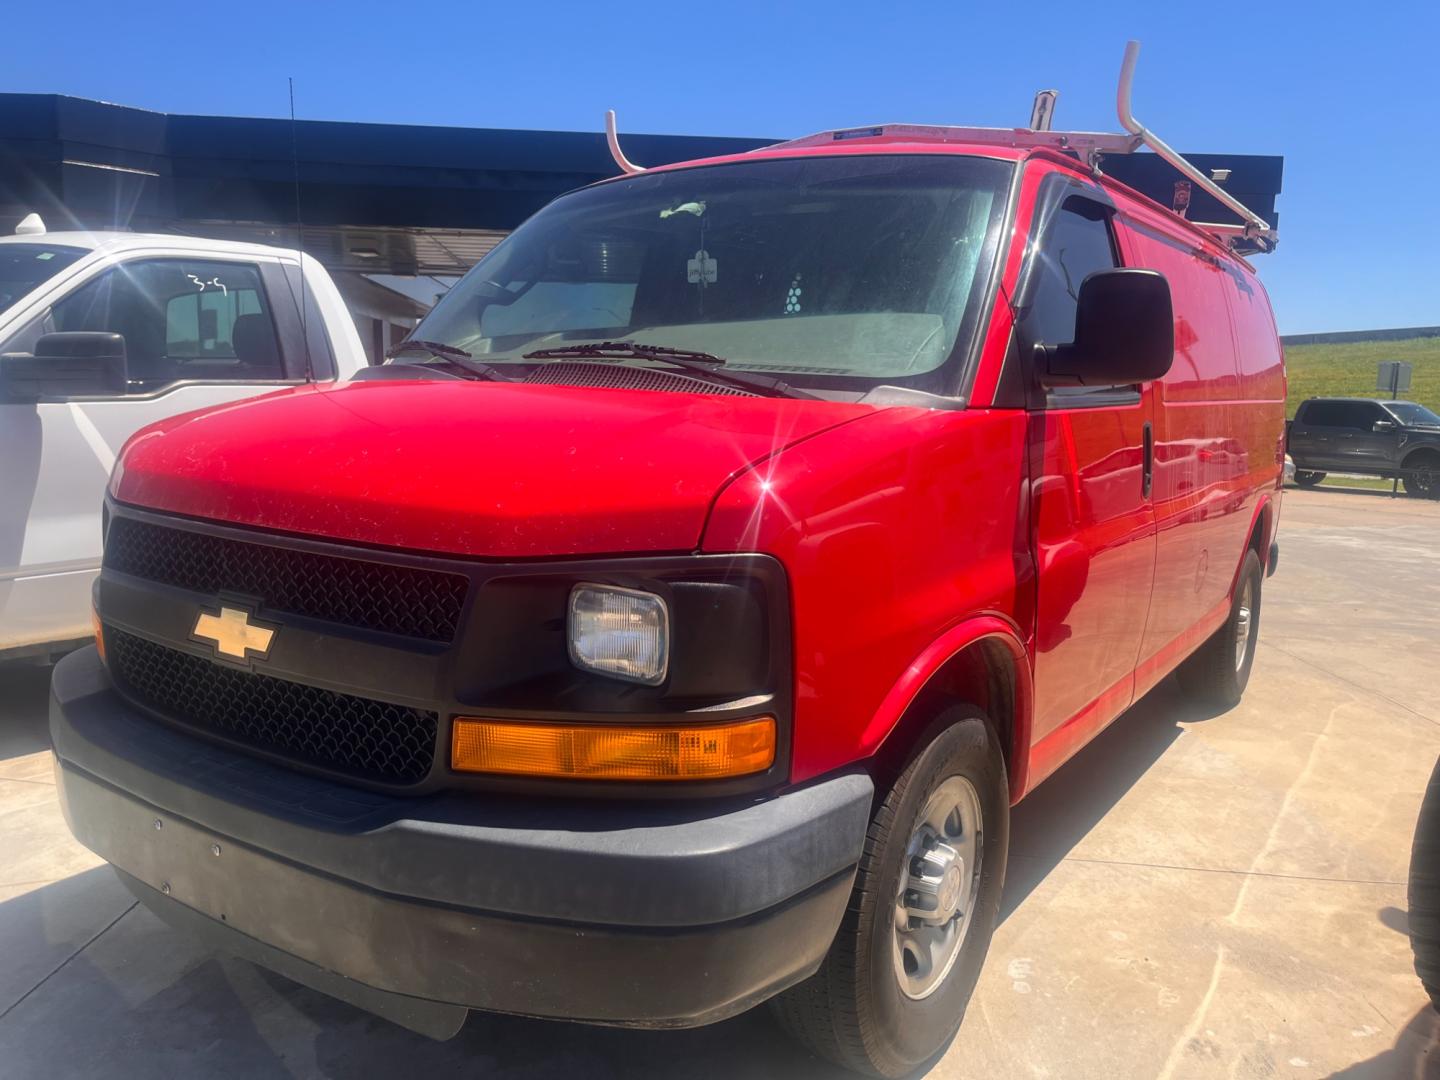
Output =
[
  {"x1": 1039, "y1": 269, "x2": 1174, "y2": 388},
  {"x1": 1373, "y1": 419, "x2": 1398, "y2": 433},
  {"x1": 0, "y1": 332, "x2": 128, "y2": 400}
]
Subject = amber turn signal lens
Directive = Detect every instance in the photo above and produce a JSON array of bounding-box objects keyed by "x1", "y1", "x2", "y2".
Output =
[
  {"x1": 92, "y1": 607, "x2": 106, "y2": 664},
  {"x1": 451, "y1": 716, "x2": 776, "y2": 781}
]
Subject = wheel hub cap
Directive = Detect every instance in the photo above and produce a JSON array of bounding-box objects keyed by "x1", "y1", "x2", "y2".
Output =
[
  {"x1": 904, "y1": 840, "x2": 966, "y2": 923},
  {"x1": 892, "y1": 776, "x2": 983, "y2": 1000},
  {"x1": 1234, "y1": 577, "x2": 1254, "y2": 671}
]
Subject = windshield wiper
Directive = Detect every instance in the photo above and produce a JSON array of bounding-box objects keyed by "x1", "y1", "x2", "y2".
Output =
[
  {"x1": 522, "y1": 342, "x2": 817, "y2": 400},
  {"x1": 387, "y1": 339, "x2": 519, "y2": 382},
  {"x1": 526, "y1": 341, "x2": 726, "y2": 366}
]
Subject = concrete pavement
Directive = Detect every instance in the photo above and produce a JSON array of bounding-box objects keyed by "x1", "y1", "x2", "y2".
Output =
[{"x1": 1, "y1": 487, "x2": 1438, "y2": 1078}]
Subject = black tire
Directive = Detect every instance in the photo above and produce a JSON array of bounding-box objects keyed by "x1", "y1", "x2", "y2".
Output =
[
  {"x1": 1176, "y1": 548, "x2": 1262, "y2": 709},
  {"x1": 1410, "y1": 756, "x2": 1440, "y2": 1010},
  {"x1": 1293, "y1": 469, "x2": 1325, "y2": 488},
  {"x1": 772, "y1": 708, "x2": 1009, "y2": 1078},
  {"x1": 1402, "y1": 453, "x2": 1440, "y2": 499}
]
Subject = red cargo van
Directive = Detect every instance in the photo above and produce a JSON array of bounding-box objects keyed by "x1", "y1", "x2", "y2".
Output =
[{"x1": 53, "y1": 45, "x2": 1284, "y2": 1077}]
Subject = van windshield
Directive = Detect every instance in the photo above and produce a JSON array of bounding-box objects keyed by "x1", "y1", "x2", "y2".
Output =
[
  {"x1": 411, "y1": 155, "x2": 1012, "y2": 386},
  {"x1": 0, "y1": 243, "x2": 88, "y2": 314}
]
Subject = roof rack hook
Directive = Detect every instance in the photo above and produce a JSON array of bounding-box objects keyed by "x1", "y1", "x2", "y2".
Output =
[
  {"x1": 1116, "y1": 40, "x2": 1274, "y2": 245},
  {"x1": 1117, "y1": 41, "x2": 1142, "y2": 140},
  {"x1": 605, "y1": 110, "x2": 645, "y2": 175}
]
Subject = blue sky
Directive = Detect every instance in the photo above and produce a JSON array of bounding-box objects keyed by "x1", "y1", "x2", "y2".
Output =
[{"x1": 5, "y1": 0, "x2": 1437, "y2": 334}]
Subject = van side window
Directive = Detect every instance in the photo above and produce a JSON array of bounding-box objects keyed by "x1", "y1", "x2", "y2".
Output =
[
  {"x1": 48, "y1": 259, "x2": 286, "y2": 390},
  {"x1": 1027, "y1": 197, "x2": 1118, "y2": 350}
]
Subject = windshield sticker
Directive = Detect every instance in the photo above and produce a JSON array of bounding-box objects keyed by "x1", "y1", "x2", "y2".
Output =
[
  {"x1": 687, "y1": 250, "x2": 718, "y2": 285},
  {"x1": 660, "y1": 201, "x2": 706, "y2": 219},
  {"x1": 784, "y1": 273, "x2": 803, "y2": 314}
]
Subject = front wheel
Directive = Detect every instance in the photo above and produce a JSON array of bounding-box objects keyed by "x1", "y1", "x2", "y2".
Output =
[
  {"x1": 1293, "y1": 469, "x2": 1325, "y2": 488},
  {"x1": 1176, "y1": 548, "x2": 1262, "y2": 709},
  {"x1": 772, "y1": 708, "x2": 1009, "y2": 1078}
]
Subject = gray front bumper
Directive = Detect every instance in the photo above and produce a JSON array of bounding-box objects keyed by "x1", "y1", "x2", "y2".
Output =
[{"x1": 50, "y1": 647, "x2": 873, "y2": 1032}]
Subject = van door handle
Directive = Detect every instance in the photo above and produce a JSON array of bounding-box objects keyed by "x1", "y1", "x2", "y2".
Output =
[{"x1": 1142, "y1": 421, "x2": 1153, "y2": 498}]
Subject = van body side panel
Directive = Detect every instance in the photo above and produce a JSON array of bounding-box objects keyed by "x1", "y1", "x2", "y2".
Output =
[
  {"x1": 998, "y1": 160, "x2": 1160, "y2": 793},
  {"x1": 1222, "y1": 264, "x2": 1288, "y2": 515},
  {"x1": 1115, "y1": 208, "x2": 1258, "y2": 682},
  {"x1": 1022, "y1": 388, "x2": 1157, "y2": 791},
  {"x1": 701, "y1": 408, "x2": 1031, "y2": 785},
  {"x1": 1227, "y1": 272, "x2": 1287, "y2": 406}
]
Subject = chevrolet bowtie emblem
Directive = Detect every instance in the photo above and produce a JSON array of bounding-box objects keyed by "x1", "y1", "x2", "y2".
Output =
[{"x1": 193, "y1": 606, "x2": 275, "y2": 660}]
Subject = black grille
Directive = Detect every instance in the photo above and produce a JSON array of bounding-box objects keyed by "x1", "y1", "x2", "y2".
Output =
[
  {"x1": 525, "y1": 361, "x2": 756, "y2": 397},
  {"x1": 107, "y1": 629, "x2": 438, "y2": 784},
  {"x1": 105, "y1": 517, "x2": 468, "y2": 642}
]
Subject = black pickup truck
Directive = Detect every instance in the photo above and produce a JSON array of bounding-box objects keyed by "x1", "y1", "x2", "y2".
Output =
[{"x1": 1286, "y1": 397, "x2": 1440, "y2": 497}]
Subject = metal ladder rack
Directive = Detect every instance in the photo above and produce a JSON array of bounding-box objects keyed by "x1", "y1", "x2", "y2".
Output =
[
  {"x1": 764, "y1": 123, "x2": 1143, "y2": 161},
  {"x1": 606, "y1": 41, "x2": 1277, "y2": 254}
]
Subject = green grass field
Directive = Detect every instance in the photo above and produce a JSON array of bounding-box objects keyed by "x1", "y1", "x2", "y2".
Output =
[
  {"x1": 1316, "y1": 474, "x2": 1399, "y2": 491},
  {"x1": 1283, "y1": 335, "x2": 1440, "y2": 419}
]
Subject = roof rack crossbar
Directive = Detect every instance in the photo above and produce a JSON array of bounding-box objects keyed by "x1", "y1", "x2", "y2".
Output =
[
  {"x1": 600, "y1": 43, "x2": 1276, "y2": 253},
  {"x1": 747, "y1": 42, "x2": 1277, "y2": 254},
  {"x1": 764, "y1": 123, "x2": 1140, "y2": 161},
  {"x1": 1116, "y1": 41, "x2": 1276, "y2": 251}
]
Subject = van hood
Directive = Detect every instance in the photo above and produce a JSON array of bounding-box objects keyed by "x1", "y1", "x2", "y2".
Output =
[{"x1": 112, "y1": 380, "x2": 873, "y2": 559}]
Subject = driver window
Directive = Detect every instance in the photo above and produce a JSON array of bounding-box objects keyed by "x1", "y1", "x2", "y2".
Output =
[
  {"x1": 47, "y1": 259, "x2": 285, "y2": 389},
  {"x1": 1027, "y1": 198, "x2": 1118, "y2": 349},
  {"x1": 1026, "y1": 195, "x2": 1124, "y2": 403}
]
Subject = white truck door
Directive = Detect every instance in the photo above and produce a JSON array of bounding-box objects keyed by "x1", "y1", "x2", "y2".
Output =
[{"x1": 0, "y1": 253, "x2": 323, "y2": 655}]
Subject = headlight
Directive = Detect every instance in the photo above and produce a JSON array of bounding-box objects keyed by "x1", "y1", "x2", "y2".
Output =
[{"x1": 568, "y1": 584, "x2": 670, "y2": 685}]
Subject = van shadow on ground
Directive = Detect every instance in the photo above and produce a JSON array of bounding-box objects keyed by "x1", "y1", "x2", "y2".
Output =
[{"x1": 1001, "y1": 672, "x2": 1221, "y2": 921}]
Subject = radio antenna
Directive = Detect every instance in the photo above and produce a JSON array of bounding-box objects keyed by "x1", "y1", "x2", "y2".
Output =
[{"x1": 289, "y1": 77, "x2": 314, "y2": 381}]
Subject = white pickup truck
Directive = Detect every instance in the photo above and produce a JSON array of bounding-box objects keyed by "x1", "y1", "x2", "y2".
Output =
[{"x1": 0, "y1": 220, "x2": 367, "y2": 661}]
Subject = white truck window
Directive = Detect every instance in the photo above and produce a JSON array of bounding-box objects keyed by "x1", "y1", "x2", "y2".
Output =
[
  {"x1": 50, "y1": 259, "x2": 284, "y2": 388},
  {"x1": 0, "y1": 243, "x2": 88, "y2": 312}
]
